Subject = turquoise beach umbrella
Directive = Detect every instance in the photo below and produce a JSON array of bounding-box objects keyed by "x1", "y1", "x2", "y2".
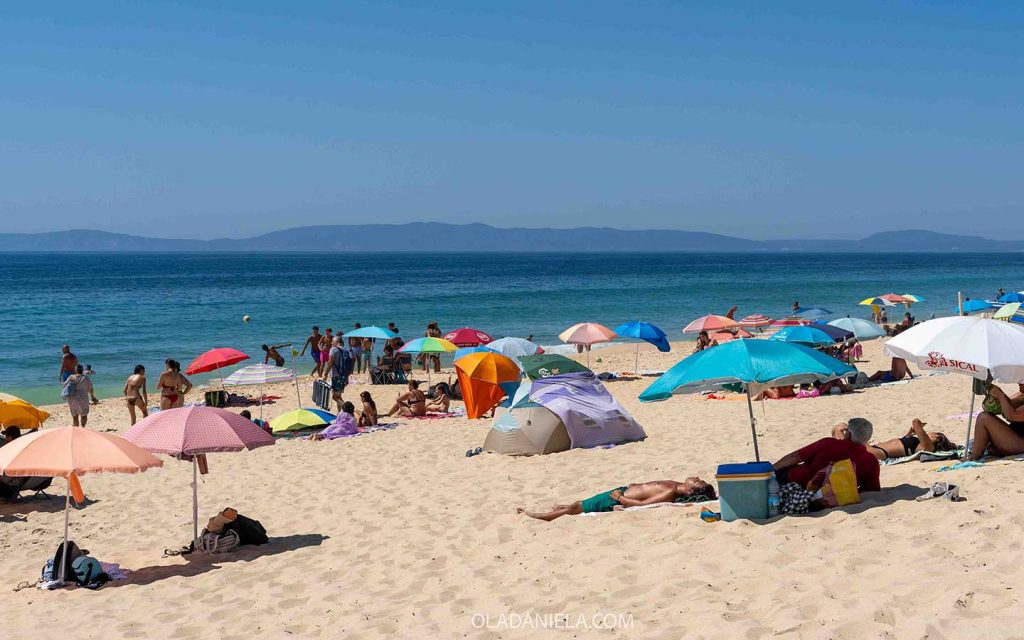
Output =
[
  {"x1": 828, "y1": 317, "x2": 886, "y2": 341},
  {"x1": 639, "y1": 340, "x2": 855, "y2": 460},
  {"x1": 769, "y1": 325, "x2": 836, "y2": 347}
]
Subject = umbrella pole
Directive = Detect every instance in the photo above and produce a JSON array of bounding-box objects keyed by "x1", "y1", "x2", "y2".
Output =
[
  {"x1": 963, "y1": 381, "x2": 977, "y2": 459},
  {"x1": 290, "y1": 350, "x2": 301, "y2": 408},
  {"x1": 59, "y1": 479, "x2": 71, "y2": 585},
  {"x1": 192, "y1": 457, "x2": 199, "y2": 545},
  {"x1": 634, "y1": 343, "x2": 640, "y2": 373},
  {"x1": 259, "y1": 383, "x2": 265, "y2": 422},
  {"x1": 745, "y1": 387, "x2": 761, "y2": 462}
]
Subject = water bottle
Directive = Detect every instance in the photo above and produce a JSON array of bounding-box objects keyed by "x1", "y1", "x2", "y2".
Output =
[{"x1": 767, "y1": 474, "x2": 781, "y2": 518}]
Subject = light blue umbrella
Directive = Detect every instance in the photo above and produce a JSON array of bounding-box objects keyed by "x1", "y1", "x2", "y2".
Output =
[
  {"x1": 485, "y1": 337, "x2": 542, "y2": 363},
  {"x1": 769, "y1": 325, "x2": 837, "y2": 347},
  {"x1": 613, "y1": 321, "x2": 670, "y2": 371},
  {"x1": 639, "y1": 340, "x2": 856, "y2": 460},
  {"x1": 794, "y1": 307, "x2": 833, "y2": 320},
  {"x1": 828, "y1": 317, "x2": 886, "y2": 341},
  {"x1": 343, "y1": 326, "x2": 400, "y2": 371},
  {"x1": 957, "y1": 300, "x2": 995, "y2": 315},
  {"x1": 342, "y1": 326, "x2": 399, "y2": 340},
  {"x1": 998, "y1": 292, "x2": 1024, "y2": 304},
  {"x1": 454, "y1": 346, "x2": 491, "y2": 362}
]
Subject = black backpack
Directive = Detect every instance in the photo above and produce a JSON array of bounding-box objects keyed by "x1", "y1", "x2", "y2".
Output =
[
  {"x1": 224, "y1": 514, "x2": 269, "y2": 546},
  {"x1": 49, "y1": 540, "x2": 85, "y2": 582}
]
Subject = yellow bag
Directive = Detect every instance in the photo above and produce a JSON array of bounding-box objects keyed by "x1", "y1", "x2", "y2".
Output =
[{"x1": 809, "y1": 459, "x2": 860, "y2": 507}]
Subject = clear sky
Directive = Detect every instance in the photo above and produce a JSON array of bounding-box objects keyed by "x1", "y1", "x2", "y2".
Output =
[{"x1": 3, "y1": 1, "x2": 1022, "y2": 239}]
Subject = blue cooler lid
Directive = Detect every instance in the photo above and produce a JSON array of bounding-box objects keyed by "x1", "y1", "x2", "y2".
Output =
[{"x1": 716, "y1": 462, "x2": 774, "y2": 476}]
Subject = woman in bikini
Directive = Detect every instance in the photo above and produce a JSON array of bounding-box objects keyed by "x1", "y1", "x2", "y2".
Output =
[
  {"x1": 358, "y1": 391, "x2": 378, "y2": 427},
  {"x1": 158, "y1": 359, "x2": 193, "y2": 410},
  {"x1": 835, "y1": 419, "x2": 956, "y2": 461},
  {"x1": 425, "y1": 382, "x2": 451, "y2": 413},
  {"x1": 123, "y1": 364, "x2": 149, "y2": 425},
  {"x1": 386, "y1": 380, "x2": 427, "y2": 417},
  {"x1": 969, "y1": 383, "x2": 1024, "y2": 460}
]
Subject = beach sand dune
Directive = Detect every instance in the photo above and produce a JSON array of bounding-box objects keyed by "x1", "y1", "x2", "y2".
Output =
[{"x1": 2, "y1": 340, "x2": 1021, "y2": 638}]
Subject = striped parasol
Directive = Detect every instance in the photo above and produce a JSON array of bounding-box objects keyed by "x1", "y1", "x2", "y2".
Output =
[
  {"x1": 223, "y1": 364, "x2": 296, "y2": 421},
  {"x1": 767, "y1": 316, "x2": 810, "y2": 331},
  {"x1": 737, "y1": 314, "x2": 773, "y2": 328}
]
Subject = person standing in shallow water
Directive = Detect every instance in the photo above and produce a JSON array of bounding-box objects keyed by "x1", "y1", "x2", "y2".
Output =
[{"x1": 59, "y1": 344, "x2": 78, "y2": 383}]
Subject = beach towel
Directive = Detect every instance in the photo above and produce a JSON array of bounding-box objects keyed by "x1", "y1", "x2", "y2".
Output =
[
  {"x1": 578, "y1": 498, "x2": 718, "y2": 517},
  {"x1": 407, "y1": 408, "x2": 467, "y2": 419},
  {"x1": 882, "y1": 449, "x2": 963, "y2": 466}
]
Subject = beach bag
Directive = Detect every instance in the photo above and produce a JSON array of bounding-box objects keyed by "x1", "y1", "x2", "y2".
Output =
[
  {"x1": 224, "y1": 514, "x2": 269, "y2": 546},
  {"x1": 809, "y1": 459, "x2": 860, "y2": 508},
  {"x1": 71, "y1": 556, "x2": 109, "y2": 588},
  {"x1": 204, "y1": 390, "x2": 227, "y2": 408},
  {"x1": 312, "y1": 380, "x2": 331, "y2": 410},
  {"x1": 194, "y1": 529, "x2": 240, "y2": 554},
  {"x1": 46, "y1": 541, "x2": 85, "y2": 582},
  {"x1": 61, "y1": 377, "x2": 77, "y2": 399}
]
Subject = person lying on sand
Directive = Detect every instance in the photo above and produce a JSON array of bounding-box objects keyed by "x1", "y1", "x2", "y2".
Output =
[
  {"x1": 834, "y1": 418, "x2": 957, "y2": 461},
  {"x1": 868, "y1": 356, "x2": 913, "y2": 383},
  {"x1": 969, "y1": 383, "x2": 1024, "y2": 460},
  {"x1": 752, "y1": 385, "x2": 796, "y2": 401},
  {"x1": 774, "y1": 418, "x2": 880, "y2": 492},
  {"x1": 518, "y1": 478, "x2": 716, "y2": 521},
  {"x1": 386, "y1": 380, "x2": 427, "y2": 417}
]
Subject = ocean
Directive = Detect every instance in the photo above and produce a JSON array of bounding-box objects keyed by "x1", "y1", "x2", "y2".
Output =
[{"x1": 1, "y1": 251, "x2": 1019, "y2": 406}]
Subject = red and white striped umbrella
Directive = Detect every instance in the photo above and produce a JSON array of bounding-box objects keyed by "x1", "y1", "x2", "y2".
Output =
[{"x1": 738, "y1": 314, "x2": 774, "y2": 328}]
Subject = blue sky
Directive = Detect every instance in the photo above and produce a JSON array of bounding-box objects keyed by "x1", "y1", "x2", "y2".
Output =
[{"x1": 2, "y1": 1, "x2": 1022, "y2": 239}]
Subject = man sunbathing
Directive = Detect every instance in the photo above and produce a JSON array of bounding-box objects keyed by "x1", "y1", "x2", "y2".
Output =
[{"x1": 518, "y1": 477, "x2": 716, "y2": 521}]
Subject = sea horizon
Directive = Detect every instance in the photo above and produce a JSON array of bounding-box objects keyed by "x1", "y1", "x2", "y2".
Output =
[{"x1": 3, "y1": 250, "x2": 1019, "y2": 406}]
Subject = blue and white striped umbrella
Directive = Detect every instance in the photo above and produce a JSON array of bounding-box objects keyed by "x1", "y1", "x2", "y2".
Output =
[{"x1": 223, "y1": 364, "x2": 295, "y2": 386}]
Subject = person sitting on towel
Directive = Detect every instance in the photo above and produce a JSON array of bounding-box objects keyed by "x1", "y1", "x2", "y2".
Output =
[
  {"x1": 773, "y1": 417, "x2": 880, "y2": 492},
  {"x1": 868, "y1": 357, "x2": 913, "y2": 383},
  {"x1": 518, "y1": 478, "x2": 716, "y2": 522},
  {"x1": 969, "y1": 383, "x2": 1024, "y2": 460},
  {"x1": 837, "y1": 418, "x2": 957, "y2": 461}
]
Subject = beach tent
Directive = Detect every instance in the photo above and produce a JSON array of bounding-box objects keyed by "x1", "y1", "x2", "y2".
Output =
[{"x1": 483, "y1": 373, "x2": 646, "y2": 455}]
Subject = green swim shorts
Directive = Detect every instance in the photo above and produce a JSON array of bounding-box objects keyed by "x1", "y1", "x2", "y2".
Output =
[{"x1": 581, "y1": 486, "x2": 629, "y2": 513}]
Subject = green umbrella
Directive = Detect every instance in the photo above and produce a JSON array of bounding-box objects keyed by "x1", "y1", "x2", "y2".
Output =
[{"x1": 518, "y1": 354, "x2": 592, "y2": 381}]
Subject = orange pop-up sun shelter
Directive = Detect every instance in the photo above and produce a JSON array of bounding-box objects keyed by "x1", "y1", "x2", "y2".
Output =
[{"x1": 454, "y1": 351, "x2": 521, "y2": 419}]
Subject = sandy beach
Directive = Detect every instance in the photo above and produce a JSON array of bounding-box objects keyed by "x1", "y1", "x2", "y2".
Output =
[{"x1": 1, "y1": 338, "x2": 1021, "y2": 639}]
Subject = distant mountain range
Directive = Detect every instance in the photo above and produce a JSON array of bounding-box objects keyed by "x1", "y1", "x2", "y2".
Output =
[{"x1": 1, "y1": 224, "x2": 1022, "y2": 252}]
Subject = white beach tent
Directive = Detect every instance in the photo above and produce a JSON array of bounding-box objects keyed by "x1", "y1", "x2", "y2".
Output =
[{"x1": 483, "y1": 373, "x2": 646, "y2": 456}]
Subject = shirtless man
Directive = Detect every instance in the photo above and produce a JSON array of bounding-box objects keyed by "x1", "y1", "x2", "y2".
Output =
[
  {"x1": 349, "y1": 324, "x2": 364, "y2": 374},
  {"x1": 262, "y1": 343, "x2": 288, "y2": 367},
  {"x1": 519, "y1": 477, "x2": 716, "y2": 521},
  {"x1": 59, "y1": 345, "x2": 78, "y2": 383},
  {"x1": 299, "y1": 326, "x2": 322, "y2": 377},
  {"x1": 318, "y1": 329, "x2": 334, "y2": 379}
]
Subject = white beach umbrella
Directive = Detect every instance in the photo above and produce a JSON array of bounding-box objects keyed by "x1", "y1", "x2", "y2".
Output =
[
  {"x1": 884, "y1": 317, "x2": 1024, "y2": 453},
  {"x1": 223, "y1": 364, "x2": 295, "y2": 421}
]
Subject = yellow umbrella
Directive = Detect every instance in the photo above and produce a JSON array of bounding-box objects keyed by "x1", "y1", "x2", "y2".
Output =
[{"x1": 0, "y1": 400, "x2": 49, "y2": 430}]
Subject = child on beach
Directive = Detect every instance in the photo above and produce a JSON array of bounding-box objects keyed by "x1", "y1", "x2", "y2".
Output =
[{"x1": 358, "y1": 391, "x2": 378, "y2": 427}]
